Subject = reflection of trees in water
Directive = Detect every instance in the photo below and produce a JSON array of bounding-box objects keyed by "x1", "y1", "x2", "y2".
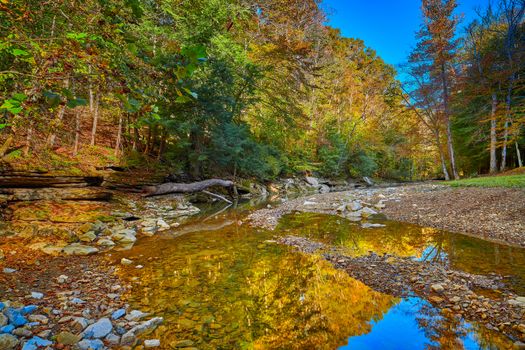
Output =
[
  {"x1": 412, "y1": 300, "x2": 512, "y2": 350},
  {"x1": 116, "y1": 221, "x2": 398, "y2": 350},
  {"x1": 279, "y1": 213, "x2": 525, "y2": 294}
]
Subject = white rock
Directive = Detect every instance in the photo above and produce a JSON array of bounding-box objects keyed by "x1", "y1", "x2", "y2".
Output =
[
  {"x1": 121, "y1": 258, "x2": 133, "y2": 266},
  {"x1": 144, "y1": 339, "x2": 161, "y2": 348},
  {"x1": 31, "y1": 292, "x2": 44, "y2": 299}
]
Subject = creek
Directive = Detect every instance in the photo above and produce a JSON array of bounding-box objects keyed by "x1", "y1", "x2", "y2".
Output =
[{"x1": 110, "y1": 200, "x2": 521, "y2": 349}]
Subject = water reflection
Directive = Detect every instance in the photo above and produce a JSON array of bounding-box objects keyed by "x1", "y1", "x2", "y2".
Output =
[
  {"x1": 341, "y1": 297, "x2": 513, "y2": 350},
  {"x1": 277, "y1": 213, "x2": 525, "y2": 294},
  {"x1": 111, "y1": 210, "x2": 517, "y2": 349}
]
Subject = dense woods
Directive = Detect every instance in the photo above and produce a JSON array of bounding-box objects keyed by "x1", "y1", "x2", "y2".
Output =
[{"x1": 0, "y1": 0, "x2": 523, "y2": 181}]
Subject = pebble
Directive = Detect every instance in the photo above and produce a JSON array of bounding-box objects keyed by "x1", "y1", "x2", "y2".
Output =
[
  {"x1": 431, "y1": 284, "x2": 445, "y2": 293},
  {"x1": 77, "y1": 339, "x2": 104, "y2": 350},
  {"x1": 57, "y1": 275, "x2": 68, "y2": 284},
  {"x1": 29, "y1": 292, "x2": 43, "y2": 300},
  {"x1": 111, "y1": 309, "x2": 126, "y2": 320},
  {"x1": 121, "y1": 258, "x2": 133, "y2": 266},
  {"x1": 144, "y1": 339, "x2": 161, "y2": 348},
  {"x1": 2, "y1": 268, "x2": 16, "y2": 274}
]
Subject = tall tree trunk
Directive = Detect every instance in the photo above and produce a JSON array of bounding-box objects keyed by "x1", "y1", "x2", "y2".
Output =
[
  {"x1": 500, "y1": 79, "x2": 514, "y2": 171},
  {"x1": 435, "y1": 131, "x2": 450, "y2": 181},
  {"x1": 115, "y1": 114, "x2": 123, "y2": 157},
  {"x1": 73, "y1": 109, "x2": 81, "y2": 156},
  {"x1": 441, "y1": 64, "x2": 459, "y2": 179},
  {"x1": 90, "y1": 93, "x2": 99, "y2": 146},
  {"x1": 516, "y1": 141, "x2": 523, "y2": 168},
  {"x1": 157, "y1": 130, "x2": 166, "y2": 161},
  {"x1": 489, "y1": 93, "x2": 498, "y2": 174}
]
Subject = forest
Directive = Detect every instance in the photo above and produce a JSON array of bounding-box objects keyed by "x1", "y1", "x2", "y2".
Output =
[{"x1": 0, "y1": 0, "x2": 523, "y2": 182}]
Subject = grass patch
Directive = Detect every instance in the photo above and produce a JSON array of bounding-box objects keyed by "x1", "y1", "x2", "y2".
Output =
[{"x1": 445, "y1": 174, "x2": 525, "y2": 188}]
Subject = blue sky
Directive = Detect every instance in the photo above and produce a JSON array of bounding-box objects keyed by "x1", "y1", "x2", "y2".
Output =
[{"x1": 322, "y1": 0, "x2": 489, "y2": 68}]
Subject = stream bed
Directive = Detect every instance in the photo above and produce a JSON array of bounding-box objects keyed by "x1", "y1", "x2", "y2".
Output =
[{"x1": 111, "y1": 203, "x2": 522, "y2": 349}]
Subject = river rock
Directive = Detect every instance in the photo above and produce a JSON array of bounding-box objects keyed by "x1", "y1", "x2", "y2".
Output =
[
  {"x1": 105, "y1": 333, "x2": 120, "y2": 345},
  {"x1": 305, "y1": 177, "x2": 319, "y2": 187},
  {"x1": 121, "y1": 258, "x2": 133, "y2": 266},
  {"x1": 125, "y1": 310, "x2": 148, "y2": 321},
  {"x1": 56, "y1": 331, "x2": 80, "y2": 345},
  {"x1": 0, "y1": 314, "x2": 7, "y2": 327},
  {"x1": 360, "y1": 207, "x2": 378, "y2": 218},
  {"x1": 96, "y1": 238, "x2": 115, "y2": 247},
  {"x1": 71, "y1": 317, "x2": 89, "y2": 332},
  {"x1": 348, "y1": 201, "x2": 362, "y2": 211},
  {"x1": 144, "y1": 339, "x2": 161, "y2": 348},
  {"x1": 82, "y1": 318, "x2": 113, "y2": 339},
  {"x1": 120, "y1": 317, "x2": 163, "y2": 346},
  {"x1": 79, "y1": 231, "x2": 97, "y2": 242},
  {"x1": 77, "y1": 339, "x2": 104, "y2": 350},
  {"x1": 30, "y1": 292, "x2": 43, "y2": 299},
  {"x1": 0, "y1": 334, "x2": 19, "y2": 349},
  {"x1": 62, "y1": 244, "x2": 99, "y2": 256},
  {"x1": 431, "y1": 283, "x2": 445, "y2": 293},
  {"x1": 28, "y1": 314, "x2": 48, "y2": 324}
]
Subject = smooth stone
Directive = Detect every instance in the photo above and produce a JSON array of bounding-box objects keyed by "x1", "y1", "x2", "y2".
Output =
[
  {"x1": 82, "y1": 318, "x2": 113, "y2": 339},
  {"x1": 70, "y1": 298, "x2": 85, "y2": 305},
  {"x1": 30, "y1": 292, "x2": 43, "y2": 300},
  {"x1": 27, "y1": 314, "x2": 48, "y2": 324},
  {"x1": 2, "y1": 268, "x2": 16, "y2": 274},
  {"x1": 120, "y1": 317, "x2": 163, "y2": 346},
  {"x1": 20, "y1": 305, "x2": 37, "y2": 315},
  {"x1": 0, "y1": 334, "x2": 18, "y2": 349},
  {"x1": 79, "y1": 231, "x2": 97, "y2": 242},
  {"x1": 0, "y1": 325, "x2": 15, "y2": 334},
  {"x1": 111, "y1": 309, "x2": 126, "y2": 320},
  {"x1": 120, "y1": 258, "x2": 133, "y2": 266},
  {"x1": 77, "y1": 339, "x2": 104, "y2": 350},
  {"x1": 71, "y1": 317, "x2": 89, "y2": 332},
  {"x1": 57, "y1": 275, "x2": 68, "y2": 284},
  {"x1": 62, "y1": 244, "x2": 99, "y2": 256},
  {"x1": 97, "y1": 238, "x2": 115, "y2": 247},
  {"x1": 431, "y1": 284, "x2": 445, "y2": 293},
  {"x1": 105, "y1": 333, "x2": 120, "y2": 345},
  {"x1": 56, "y1": 331, "x2": 80, "y2": 345},
  {"x1": 144, "y1": 339, "x2": 161, "y2": 348},
  {"x1": 125, "y1": 310, "x2": 148, "y2": 321}
]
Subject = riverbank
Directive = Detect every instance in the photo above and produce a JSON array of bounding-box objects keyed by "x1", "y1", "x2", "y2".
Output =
[{"x1": 248, "y1": 183, "x2": 525, "y2": 247}]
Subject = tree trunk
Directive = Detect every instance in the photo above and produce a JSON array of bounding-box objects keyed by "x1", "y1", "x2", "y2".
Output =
[
  {"x1": 90, "y1": 93, "x2": 99, "y2": 146},
  {"x1": 115, "y1": 114, "x2": 122, "y2": 157},
  {"x1": 142, "y1": 179, "x2": 234, "y2": 197},
  {"x1": 516, "y1": 141, "x2": 523, "y2": 168},
  {"x1": 24, "y1": 125, "x2": 32, "y2": 156},
  {"x1": 489, "y1": 93, "x2": 498, "y2": 174},
  {"x1": 500, "y1": 82, "x2": 513, "y2": 171},
  {"x1": 441, "y1": 64, "x2": 459, "y2": 179},
  {"x1": 73, "y1": 109, "x2": 81, "y2": 156},
  {"x1": 435, "y1": 131, "x2": 450, "y2": 181}
]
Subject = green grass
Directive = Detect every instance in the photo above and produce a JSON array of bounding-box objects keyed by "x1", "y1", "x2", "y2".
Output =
[{"x1": 444, "y1": 174, "x2": 525, "y2": 188}]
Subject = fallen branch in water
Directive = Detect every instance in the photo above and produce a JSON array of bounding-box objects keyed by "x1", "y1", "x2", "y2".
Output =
[
  {"x1": 142, "y1": 179, "x2": 234, "y2": 197},
  {"x1": 202, "y1": 190, "x2": 233, "y2": 204}
]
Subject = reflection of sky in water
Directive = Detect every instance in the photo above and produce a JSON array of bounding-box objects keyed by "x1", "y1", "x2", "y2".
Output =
[
  {"x1": 340, "y1": 297, "x2": 490, "y2": 350},
  {"x1": 418, "y1": 245, "x2": 448, "y2": 263}
]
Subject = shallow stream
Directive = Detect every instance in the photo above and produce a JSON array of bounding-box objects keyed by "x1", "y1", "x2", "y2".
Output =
[{"x1": 112, "y1": 202, "x2": 523, "y2": 349}]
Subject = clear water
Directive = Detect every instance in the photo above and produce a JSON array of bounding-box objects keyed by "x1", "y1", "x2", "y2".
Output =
[{"x1": 110, "y1": 204, "x2": 519, "y2": 349}]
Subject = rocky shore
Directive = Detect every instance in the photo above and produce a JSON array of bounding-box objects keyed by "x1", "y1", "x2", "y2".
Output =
[{"x1": 278, "y1": 235, "x2": 525, "y2": 346}]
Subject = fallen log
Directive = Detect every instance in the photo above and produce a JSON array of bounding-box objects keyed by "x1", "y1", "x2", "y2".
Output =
[{"x1": 142, "y1": 179, "x2": 234, "y2": 197}]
